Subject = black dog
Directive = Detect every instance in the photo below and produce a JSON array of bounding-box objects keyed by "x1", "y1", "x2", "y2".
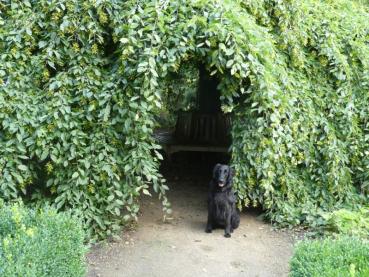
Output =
[{"x1": 205, "y1": 164, "x2": 240, "y2": 238}]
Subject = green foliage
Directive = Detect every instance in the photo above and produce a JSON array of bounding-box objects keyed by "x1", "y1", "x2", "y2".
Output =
[
  {"x1": 164, "y1": 62, "x2": 200, "y2": 113},
  {"x1": 156, "y1": 62, "x2": 200, "y2": 129},
  {"x1": 0, "y1": 0, "x2": 368, "y2": 238},
  {"x1": 0, "y1": 0, "x2": 170, "y2": 239},
  {"x1": 322, "y1": 208, "x2": 369, "y2": 238},
  {"x1": 0, "y1": 200, "x2": 87, "y2": 277},
  {"x1": 290, "y1": 236, "x2": 369, "y2": 277}
]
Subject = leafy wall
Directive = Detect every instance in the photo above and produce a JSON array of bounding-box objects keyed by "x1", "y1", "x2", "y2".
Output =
[{"x1": 0, "y1": 0, "x2": 368, "y2": 238}]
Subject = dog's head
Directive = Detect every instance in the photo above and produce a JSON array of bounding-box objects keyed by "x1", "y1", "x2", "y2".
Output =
[{"x1": 212, "y1": 164, "x2": 234, "y2": 190}]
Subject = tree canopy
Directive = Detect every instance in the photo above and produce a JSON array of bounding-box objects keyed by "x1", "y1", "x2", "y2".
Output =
[{"x1": 1, "y1": 0, "x2": 368, "y2": 238}]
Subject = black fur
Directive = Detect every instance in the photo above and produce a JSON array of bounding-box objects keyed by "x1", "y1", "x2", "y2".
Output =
[{"x1": 205, "y1": 164, "x2": 240, "y2": 238}]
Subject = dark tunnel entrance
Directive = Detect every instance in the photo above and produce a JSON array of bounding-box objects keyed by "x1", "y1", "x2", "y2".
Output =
[
  {"x1": 155, "y1": 62, "x2": 231, "y2": 195},
  {"x1": 155, "y1": 62, "x2": 232, "y2": 193},
  {"x1": 152, "y1": 62, "x2": 263, "y2": 235},
  {"x1": 155, "y1": 63, "x2": 232, "y2": 163}
]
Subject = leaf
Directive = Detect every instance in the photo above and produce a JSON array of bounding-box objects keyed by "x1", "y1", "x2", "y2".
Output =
[
  {"x1": 120, "y1": 38, "x2": 129, "y2": 44},
  {"x1": 38, "y1": 41, "x2": 47, "y2": 48},
  {"x1": 142, "y1": 189, "x2": 151, "y2": 196},
  {"x1": 103, "y1": 104, "x2": 111, "y2": 122},
  {"x1": 116, "y1": 199, "x2": 124, "y2": 205},
  {"x1": 40, "y1": 150, "x2": 49, "y2": 161},
  {"x1": 226, "y1": 60, "x2": 234, "y2": 68},
  {"x1": 17, "y1": 164, "x2": 27, "y2": 171}
]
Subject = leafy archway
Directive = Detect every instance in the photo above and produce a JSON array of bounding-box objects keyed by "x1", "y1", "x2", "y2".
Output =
[
  {"x1": 1, "y1": 0, "x2": 368, "y2": 239},
  {"x1": 128, "y1": 0, "x2": 369, "y2": 228}
]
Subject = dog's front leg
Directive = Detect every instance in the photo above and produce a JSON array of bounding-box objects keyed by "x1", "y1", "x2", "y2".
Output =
[
  {"x1": 205, "y1": 210, "x2": 213, "y2": 233},
  {"x1": 224, "y1": 210, "x2": 232, "y2": 238}
]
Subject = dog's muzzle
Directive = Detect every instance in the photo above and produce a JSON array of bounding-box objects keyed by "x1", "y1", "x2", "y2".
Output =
[{"x1": 218, "y1": 182, "x2": 225, "y2": 187}]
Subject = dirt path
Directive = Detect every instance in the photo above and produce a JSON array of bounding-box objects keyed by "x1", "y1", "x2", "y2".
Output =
[{"x1": 87, "y1": 163, "x2": 295, "y2": 277}]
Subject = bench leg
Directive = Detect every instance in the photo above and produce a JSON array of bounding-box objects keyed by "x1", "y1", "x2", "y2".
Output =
[{"x1": 164, "y1": 146, "x2": 172, "y2": 162}]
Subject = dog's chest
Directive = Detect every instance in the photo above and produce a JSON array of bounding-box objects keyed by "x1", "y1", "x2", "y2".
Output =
[
  {"x1": 213, "y1": 192, "x2": 231, "y2": 219},
  {"x1": 213, "y1": 192, "x2": 229, "y2": 206}
]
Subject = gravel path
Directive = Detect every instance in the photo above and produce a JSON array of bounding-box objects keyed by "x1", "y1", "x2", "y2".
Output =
[{"x1": 87, "y1": 157, "x2": 294, "y2": 277}]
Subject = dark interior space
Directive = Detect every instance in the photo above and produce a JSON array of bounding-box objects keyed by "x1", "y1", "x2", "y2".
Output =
[
  {"x1": 155, "y1": 64, "x2": 232, "y2": 164},
  {"x1": 159, "y1": 152, "x2": 231, "y2": 210},
  {"x1": 160, "y1": 151, "x2": 231, "y2": 184},
  {"x1": 173, "y1": 64, "x2": 231, "y2": 147},
  {"x1": 156, "y1": 64, "x2": 238, "y2": 206},
  {"x1": 159, "y1": 151, "x2": 264, "y2": 218},
  {"x1": 197, "y1": 64, "x2": 221, "y2": 114}
]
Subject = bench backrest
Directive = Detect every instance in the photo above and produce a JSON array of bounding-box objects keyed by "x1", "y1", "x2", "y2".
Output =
[{"x1": 174, "y1": 112, "x2": 231, "y2": 146}]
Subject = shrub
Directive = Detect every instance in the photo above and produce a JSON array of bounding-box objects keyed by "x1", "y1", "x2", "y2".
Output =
[
  {"x1": 322, "y1": 207, "x2": 369, "y2": 238},
  {"x1": 0, "y1": 201, "x2": 87, "y2": 277},
  {"x1": 290, "y1": 236, "x2": 369, "y2": 277}
]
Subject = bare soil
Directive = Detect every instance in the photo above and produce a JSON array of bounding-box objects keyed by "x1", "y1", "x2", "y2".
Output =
[{"x1": 87, "y1": 154, "x2": 295, "y2": 277}]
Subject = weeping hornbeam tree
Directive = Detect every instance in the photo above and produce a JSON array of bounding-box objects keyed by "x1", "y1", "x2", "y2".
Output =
[{"x1": 0, "y1": 0, "x2": 368, "y2": 239}]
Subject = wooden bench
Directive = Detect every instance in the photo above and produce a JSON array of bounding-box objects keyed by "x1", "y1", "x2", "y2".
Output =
[
  {"x1": 154, "y1": 112, "x2": 231, "y2": 160},
  {"x1": 161, "y1": 144, "x2": 229, "y2": 161}
]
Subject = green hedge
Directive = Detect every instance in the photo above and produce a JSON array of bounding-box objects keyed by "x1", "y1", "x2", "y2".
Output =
[
  {"x1": 322, "y1": 208, "x2": 369, "y2": 238},
  {"x1": 0, "y1": 201, "x2": 87, "y2": 277},
  {"x1": 290, "y1": 237, "x2": 369, "y2": 277}
]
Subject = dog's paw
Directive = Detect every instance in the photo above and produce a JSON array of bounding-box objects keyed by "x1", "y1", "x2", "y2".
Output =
[
  {"x1": 224, "y1": 233, "x2": 231, "y2": 238},
  {"x1": 205, "y1": 229, "x2": 212, "y2": 233}
]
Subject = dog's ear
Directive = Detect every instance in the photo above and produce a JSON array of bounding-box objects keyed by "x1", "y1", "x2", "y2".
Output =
[
  {"x1": 227, "y1": 167, "x2": 235, "y2": 184},
  {"x1": 213, "y1": 163, "x2": 221, "y2": 179}
]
